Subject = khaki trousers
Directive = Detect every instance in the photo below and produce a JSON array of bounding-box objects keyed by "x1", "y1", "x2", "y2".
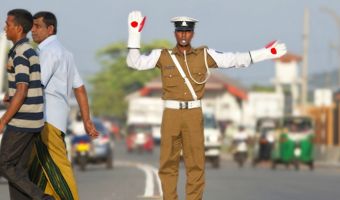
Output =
[{"x1": 159, "y1": 108, "x2": 205, "y2": 200}]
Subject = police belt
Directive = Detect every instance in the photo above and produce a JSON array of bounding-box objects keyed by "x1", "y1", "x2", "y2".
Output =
[{"x1": 164, "y1": 100, "x2": 201, "y2": 109}]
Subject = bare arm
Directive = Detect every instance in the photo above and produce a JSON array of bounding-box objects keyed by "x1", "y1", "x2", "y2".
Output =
[
  {"x1": 74, "y1": 85, "x2": 99, "y2": 138},
  {"x1": 0, "y1": 83, "x2": 28, "y2": 132}
]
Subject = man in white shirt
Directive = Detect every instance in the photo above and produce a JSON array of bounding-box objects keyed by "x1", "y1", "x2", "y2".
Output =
[{"x1": 30, "y1": 11, "x2": 99, "y2": 200}]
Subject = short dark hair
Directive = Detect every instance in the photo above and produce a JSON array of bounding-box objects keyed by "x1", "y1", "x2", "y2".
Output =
[
  {"x1": 7, "y1": 9, "x2": 33, "y2": 34},
  {"x1": 33, "y1": 11, "x2": 58, "y2": 34}
]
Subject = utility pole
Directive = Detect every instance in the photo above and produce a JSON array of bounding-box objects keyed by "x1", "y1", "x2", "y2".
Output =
[
  {"x1": 328, "y1": 42, "x2": 337, "y2": 88},
  {"x1": 302, "y1": 8, "x2": 309, "y2": 105},
  {"x1": 320, "y1": 6, "x2": 340, "y2": 87}
]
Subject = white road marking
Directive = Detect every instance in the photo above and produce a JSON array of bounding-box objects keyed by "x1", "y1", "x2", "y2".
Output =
[
  {"x1": 150, "y1": 167, "x2": 163, "y2": 197},
  {"x1": 137, "y1": 163, "x2": 154, "y2": 197},
  {"x1": 115, "y1": 161, "x2": 163, "y2": 198}
]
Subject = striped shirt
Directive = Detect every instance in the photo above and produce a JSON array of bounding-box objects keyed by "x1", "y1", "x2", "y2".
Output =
[{"x1": 6, "y1": 38, "x2": 44, "y2": 132}]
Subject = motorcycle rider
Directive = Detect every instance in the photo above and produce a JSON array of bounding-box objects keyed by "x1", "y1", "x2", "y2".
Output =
[
  {"x1": 70, "y1": 112, "x2": 91, "y2": 157},
  {"x1": 232, "y1": 125, "x2": 250, "y2": 167}
]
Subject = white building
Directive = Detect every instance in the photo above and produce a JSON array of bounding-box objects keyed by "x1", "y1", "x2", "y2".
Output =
[
  {"x1": 243, "y1": 92, "x2": 284, "y2": 128},
  {"x1": 272, "y1": 53, "x2": 303, "y2": 115},
  {"x1": 242, "y1": 53, "x2": 303, "y2": 129}
]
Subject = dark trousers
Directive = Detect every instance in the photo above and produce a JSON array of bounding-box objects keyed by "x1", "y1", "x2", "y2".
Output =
[{"x1": 0, "y1": 129, "x2": 44, "y2": 200}]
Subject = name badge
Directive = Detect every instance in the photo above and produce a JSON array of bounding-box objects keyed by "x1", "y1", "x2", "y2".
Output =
[{"x1": 165, "y1": 66, "x2": 175, "y2": 70}]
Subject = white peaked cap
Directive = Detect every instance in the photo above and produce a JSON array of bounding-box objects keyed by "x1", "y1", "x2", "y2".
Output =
[
  {"x1": 171, "y1": 16, "x2": 198, "y2": 31},
  {"x1": 170, "y1": 16, "x2": 199, "y2": 23}
]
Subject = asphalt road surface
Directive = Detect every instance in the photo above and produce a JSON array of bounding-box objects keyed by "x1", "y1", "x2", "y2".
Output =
[{"x1": 1, "y1": 141, "x2": 340, "y2": 200}]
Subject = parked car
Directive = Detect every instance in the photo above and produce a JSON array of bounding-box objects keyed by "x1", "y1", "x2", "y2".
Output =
[
  {"x1": 71, "y1": 118, "x2": 114, "y2": 171},
  {"x1": 126, "y1": 124, "x2": 154, "y2": 153}
]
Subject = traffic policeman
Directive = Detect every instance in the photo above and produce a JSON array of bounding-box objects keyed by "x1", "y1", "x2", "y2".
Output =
[{"x1": 126, "y1": 11, "x2": 287, "y2": 200}]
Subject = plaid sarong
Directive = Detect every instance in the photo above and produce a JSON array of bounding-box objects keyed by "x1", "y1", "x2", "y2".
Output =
[{"x1": 29, "y1": 122, "x2": 79, "y2": 200}]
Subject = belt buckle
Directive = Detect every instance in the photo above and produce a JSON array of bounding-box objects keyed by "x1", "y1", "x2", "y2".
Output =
[{"x1": 179, "y1": 101, "x2": 188, "y2": 109}]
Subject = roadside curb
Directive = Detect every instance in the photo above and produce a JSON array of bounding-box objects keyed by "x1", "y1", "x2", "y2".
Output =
[
  {"x1": 221, "y1": 152, "x2": 340, "y2": 169},
  {"x1": 315, "y1": 161, "x2": 340, "y2": 169}
]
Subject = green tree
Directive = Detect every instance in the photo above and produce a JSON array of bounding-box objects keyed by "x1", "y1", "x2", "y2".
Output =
[
  {"x1": 250, "y1": 84, "x2": 275, "y2": 92},
  {"x1": 89, "y1": 40, "x2": 172, "y2": 118}
]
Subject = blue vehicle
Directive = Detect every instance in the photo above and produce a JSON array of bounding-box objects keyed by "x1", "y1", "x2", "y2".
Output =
[{"x1": 71, "y1": 118, "x2": 114, "y2": 171}]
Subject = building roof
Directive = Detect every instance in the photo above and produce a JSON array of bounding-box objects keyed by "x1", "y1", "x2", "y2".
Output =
[{"x1": 274, "y1": 52, "x2": 302, "y2": 63}]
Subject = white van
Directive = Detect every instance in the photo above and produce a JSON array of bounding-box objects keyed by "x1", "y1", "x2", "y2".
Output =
[
  {"x1": 180, "y1": 111, "x2": 222, "y2": 168},
  {"x1": 203, "y1": 112, "x2": 222, "y2": 168}
]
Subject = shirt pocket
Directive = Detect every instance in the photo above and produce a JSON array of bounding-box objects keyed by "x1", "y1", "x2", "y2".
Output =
[
  {"x1": 192, "y1": 65, "x2": 207, "y2": 83},
  {"x1": 162, "y1": 66, "x2": 180, "y2": 87}
]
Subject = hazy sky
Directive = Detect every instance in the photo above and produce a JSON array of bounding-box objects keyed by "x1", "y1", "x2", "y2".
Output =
[{"x1": 1, "y1": 0, "x2": 340, "y2": 86}]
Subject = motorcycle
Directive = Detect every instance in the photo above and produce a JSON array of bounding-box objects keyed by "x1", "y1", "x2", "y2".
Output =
[
  {"x1": 72, "y1": 135, "x2": 91, "y2": 171},
  {"x1": 233, "y1": 138, "x2": 248, "y2": 168},
  {"x1": 135, "y1": 132, "x2": 146, "y2": 153},
  {"x1": 126, "y1": 124, "x2": 154, "y2": 153},
  {"x1": 232, "y1": 126, "x2": 250, "y2": 168}
]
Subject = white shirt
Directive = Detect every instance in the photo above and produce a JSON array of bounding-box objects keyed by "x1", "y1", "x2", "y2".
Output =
[
  {"x1": 70, "y1": 120, "x2": 86, "y2": 136},
  {"x1": 38, "y1": 35, "x2": 83, "y2": 133},
  {"x1": 233, "y1": 130, "x2": 249, "y2": 152}
]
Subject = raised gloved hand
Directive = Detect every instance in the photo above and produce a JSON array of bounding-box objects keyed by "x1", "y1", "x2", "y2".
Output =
[
  {"x1": 250, "y1": 41, "x2": 287, "y2": 63},
  {"x1": 128, "y1": 11, "x2": 146, "y2": 48}
]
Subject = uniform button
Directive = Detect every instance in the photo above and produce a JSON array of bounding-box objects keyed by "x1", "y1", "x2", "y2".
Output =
[
  {"x1": 169, "y1": 74, "x2": 172, "y2": 78},
  {"x1": 184, "y1": 92, "x2": 187, "y2": 95},
  {"x1": 198, "y1": 72, "x2": 202, "y2": 75}
]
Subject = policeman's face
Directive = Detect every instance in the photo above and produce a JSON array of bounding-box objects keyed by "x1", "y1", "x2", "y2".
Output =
[
  {"x1": 32, "y1": 17, "x2": 54, "y2": 44},
  {"x1": 175, "y1": 30, "x2": 194, "y2": 47}
]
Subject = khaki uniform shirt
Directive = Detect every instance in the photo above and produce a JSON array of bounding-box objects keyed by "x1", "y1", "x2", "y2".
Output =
[{"x1": 156, "y1": 46, "x2": 217, "y2": 101}]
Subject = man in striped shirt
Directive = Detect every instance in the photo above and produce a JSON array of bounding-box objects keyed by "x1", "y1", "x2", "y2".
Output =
[{"x1": 0, "y1": 9, "x2": 54, "y2": 200}]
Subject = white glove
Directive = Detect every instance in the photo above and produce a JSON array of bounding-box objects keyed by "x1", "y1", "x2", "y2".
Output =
[
  {"x1": 250, "y1": 41, "x2": 287, "y2": 63},
  {"x1": 128, "y1": 11, "x2": 146, "y2": 48}
]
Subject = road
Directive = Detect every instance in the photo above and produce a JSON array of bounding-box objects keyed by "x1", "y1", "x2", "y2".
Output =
[{"x1": 1, "y1": 140, "x2": 340, "y2": 200}]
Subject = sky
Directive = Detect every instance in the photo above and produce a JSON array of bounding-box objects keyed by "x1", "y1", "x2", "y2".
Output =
[{"x1": 1, "y1": 0, "x2": 340, "y2": 87}]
